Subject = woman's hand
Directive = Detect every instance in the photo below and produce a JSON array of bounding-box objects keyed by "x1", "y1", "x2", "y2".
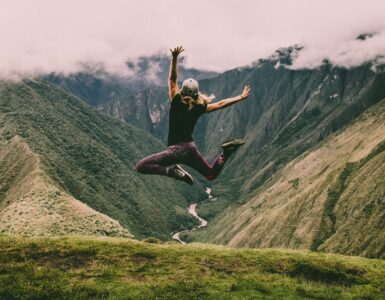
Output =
[
  {"x1": 170, "y1": 46, "x2": 185, "y2": 58},
  {"x1": 240, "y1": 85, "x2": 251, "y2": 100}
]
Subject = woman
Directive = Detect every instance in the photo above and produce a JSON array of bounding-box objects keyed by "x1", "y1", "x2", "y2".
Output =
[{"x1": 136, "y1": 46, "x2": 251, "y2": 185}]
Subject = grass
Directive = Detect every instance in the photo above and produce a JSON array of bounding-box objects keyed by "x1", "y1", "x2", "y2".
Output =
[{"x1": 0, "y1": 235, "x2": 384, "y2": 299}]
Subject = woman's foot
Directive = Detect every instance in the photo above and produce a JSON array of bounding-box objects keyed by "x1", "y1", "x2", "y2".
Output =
[
  {"x1": 168, "y1": 164, "x2": 194, "y2": 185},
  {"x1": 221, "y1": 138, "x2": 245, "y2": 157}
]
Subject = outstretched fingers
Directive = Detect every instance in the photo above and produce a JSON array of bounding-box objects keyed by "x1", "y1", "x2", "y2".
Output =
[
  {"x1": 170, "y1": 45, "x2": 185, "y2": 57},
  {"x1": 241, "y1": 85, "x2": 251, "y2": 99}
]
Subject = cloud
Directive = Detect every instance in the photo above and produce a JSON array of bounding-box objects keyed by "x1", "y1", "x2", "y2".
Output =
[
  {"x1": 0, "y1": 0, "x2": 385, "y2": 78},
  {"x1": 290, "y1": 32, "x2": 385, "y2": 69}
]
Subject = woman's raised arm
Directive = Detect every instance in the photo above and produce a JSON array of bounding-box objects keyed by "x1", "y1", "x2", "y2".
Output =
[
  {"x1": 168, "y1": 46, "x2": 184, "y2": 101},
  {"x1": 206, "y1": 85, "x2": 251, "y2": 113}
]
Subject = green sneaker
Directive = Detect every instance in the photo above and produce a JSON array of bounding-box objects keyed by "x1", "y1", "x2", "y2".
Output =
[{"x1": 221, "y1": 138, "x2": 245, "y2": 156}]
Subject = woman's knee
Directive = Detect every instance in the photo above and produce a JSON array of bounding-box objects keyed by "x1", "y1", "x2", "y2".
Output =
[
  {"x1": 135, "y1": 159, "x2": 146, "y2": 173},
  {"x1": 205, "y1": 173, "x2": 217, "y2": 181}
]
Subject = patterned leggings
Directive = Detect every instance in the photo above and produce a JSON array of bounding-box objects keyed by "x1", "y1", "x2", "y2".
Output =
[{"x1": 135, "y1": 141, "x2": 227, "y2": 180}]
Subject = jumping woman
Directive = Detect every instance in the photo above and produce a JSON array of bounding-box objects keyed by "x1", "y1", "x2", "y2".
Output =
[{"x1": 135, "y1": 46, "x2": 251, "y2": 185}]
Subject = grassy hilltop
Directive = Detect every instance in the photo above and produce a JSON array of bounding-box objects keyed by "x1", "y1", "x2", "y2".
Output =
[{"x1": 0, "y1": 235, "x2": 384, "y2": 300}]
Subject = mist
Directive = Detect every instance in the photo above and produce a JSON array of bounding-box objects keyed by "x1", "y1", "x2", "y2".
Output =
[{"x1": 1, "y1": 0, "x2": 385, "y2": 78}]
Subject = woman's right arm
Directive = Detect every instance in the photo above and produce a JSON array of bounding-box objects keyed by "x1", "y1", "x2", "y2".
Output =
[
  {"x1": 206, "y1": 85, "x2": 251, "y2": 113},
  {"x1": 168, "y1": 46, "x2": 184, "y2": 101}
]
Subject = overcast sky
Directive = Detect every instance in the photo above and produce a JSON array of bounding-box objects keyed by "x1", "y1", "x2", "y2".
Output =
[{"x1": 1, "y1": 0, "x2": 385, "y2": 78}]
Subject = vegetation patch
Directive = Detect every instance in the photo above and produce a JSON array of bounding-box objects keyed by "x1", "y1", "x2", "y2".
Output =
[{"x1": 0, "y1": 236, "x2": 384, "y2": 299}]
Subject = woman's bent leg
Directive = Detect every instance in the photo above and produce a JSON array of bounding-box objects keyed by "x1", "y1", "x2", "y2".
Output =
[
  {"x1": 183, "y1": 144, "x2": 227, "y2": 180},
  {"x1": 135, "y1": 148, "x2": 179, "y2": 176}
]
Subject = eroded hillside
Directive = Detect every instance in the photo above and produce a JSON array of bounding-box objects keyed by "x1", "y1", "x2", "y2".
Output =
[{"x1": 191, "y1": 98, "x2": 385, "y2": 258}]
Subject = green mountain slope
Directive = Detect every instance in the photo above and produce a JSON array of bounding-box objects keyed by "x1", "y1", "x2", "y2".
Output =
[
  {"x1": 197, "y1": 62, "x2": 385, "y2": 197},
  {"x1": 0, "y1": 235, "x2": 384, "y2": 299},
  {"x1": 188, "y1": 98, "x2": 385, "y2": 258},
  {"x1": 0, "y1": 79, "x2": 205, "y2": 239},
  {"x1": 0, "y1": 135, "x2": 131, "y2": 237}
]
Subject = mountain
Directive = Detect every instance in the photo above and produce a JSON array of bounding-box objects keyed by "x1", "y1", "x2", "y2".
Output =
[
  {"x1": 34, "y1": 47, "x2": 385, "y2": 258},
  {"x1": 0, "y1": 79, "x2": 206, "y2": 239},
  {"x1": 94, "y1": 51, "x2": 385, "y2": 210},
  {"x1": 97, "y1": 85, "x2": 170, "y2": 142},
  {"x1": 1, "y1": 235, "x2": 384, "y2": 299},
  {"x1": 44, "y1": 55, "x2": 218, "y2": 146},
  {"x1": 0, "y1": 135, "x2": 131, "y2": 237},
  {"x1": 124, "y1": 53, "x2": 219, "y2": 89},
  {"x1": 44, "y1": 71, "x2": 136, "y2": 106},
  {"x1": 89, "y1": 48, "x2": 385, "y2": 258},
  {"x1": 197, "y1": 61, "x2": 385, "y2": 189},
  {"x1": 187, "y1": 97, "x2": 385, "y2": 258},
  {"x1": 44, "y1": 53, "x2": 219, "y2": 107},
  {"x1": 181, "y1": 58, "x2": 385, "y2": 258}
]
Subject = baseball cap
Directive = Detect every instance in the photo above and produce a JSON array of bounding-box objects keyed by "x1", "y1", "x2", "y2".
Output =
[{"x1": 181, "y1": 78, "x2": 199, "y2": 97}]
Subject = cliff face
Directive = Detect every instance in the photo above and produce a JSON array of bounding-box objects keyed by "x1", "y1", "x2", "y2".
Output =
[{"x1": 97, "y1": 86, "x2": 170, "y2": 142}]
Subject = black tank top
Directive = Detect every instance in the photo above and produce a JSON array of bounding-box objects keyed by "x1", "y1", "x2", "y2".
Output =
[{"x1": 167, "y1": 93, "x2": 207, "y2": 146}]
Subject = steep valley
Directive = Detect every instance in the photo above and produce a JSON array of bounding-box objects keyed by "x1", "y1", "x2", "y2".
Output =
[
  {"x1": 84, "y1": 54, "x2": 385, "y2": 258},
  {"x1": 1, "y1": 50, "x2": 384, "y2": 258}
]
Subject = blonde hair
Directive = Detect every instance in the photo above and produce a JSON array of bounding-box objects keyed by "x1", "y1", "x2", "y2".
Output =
[{"x1": 180, "y1": 91, "x2": 215, "y2": 110}]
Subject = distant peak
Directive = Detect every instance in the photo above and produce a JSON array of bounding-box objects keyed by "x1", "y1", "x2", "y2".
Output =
[
  {"x1": 252, "y1": 44, "x2": 304, "y2": 68},
  {"x1": 356, "y1": 32, "x2": 377, "y2": 41}
]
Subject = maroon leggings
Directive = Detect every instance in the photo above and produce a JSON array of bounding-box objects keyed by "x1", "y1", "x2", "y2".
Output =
[{"x1": 135, "y1": 141, "x2": 227, "y2": 180}]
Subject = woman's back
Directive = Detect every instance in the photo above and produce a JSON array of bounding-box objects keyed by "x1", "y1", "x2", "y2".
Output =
[{"x1": 167, "y1": 93, "x2": 207, "y2": 146}]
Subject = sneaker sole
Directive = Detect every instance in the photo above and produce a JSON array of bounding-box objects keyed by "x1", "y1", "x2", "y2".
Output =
[
  {"x1": 175, "y1": 164, "x2": 194, "y2": 185},
  {"x1": 221, "y1": 139, "x2": 245, "y2": 150}
]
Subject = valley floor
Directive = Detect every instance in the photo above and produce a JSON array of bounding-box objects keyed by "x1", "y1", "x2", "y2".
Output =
[{"x1": 0, "y1": 235, "x2": 384, "y2": 299}]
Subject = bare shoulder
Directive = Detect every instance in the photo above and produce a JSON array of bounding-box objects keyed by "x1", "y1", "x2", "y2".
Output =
[{"x1": 171, "y1": 92, "x2": 181, "y2": 102}]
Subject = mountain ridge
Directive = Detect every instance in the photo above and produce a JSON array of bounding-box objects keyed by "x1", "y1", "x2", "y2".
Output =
[
  {"x1": 0, "y1": 79, "x2": 204, "y2": 239},
  {"x1": 0, "y1": 135, "x2": 131, "y2": 237}
]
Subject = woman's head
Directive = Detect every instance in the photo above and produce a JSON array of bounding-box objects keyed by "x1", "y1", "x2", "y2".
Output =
[
  {"x1": 181, "y1": 78, "x2": 199, "y2": 99},
  {"x1": 180, "y1": 78, "x2": 215, "y2": 108}
]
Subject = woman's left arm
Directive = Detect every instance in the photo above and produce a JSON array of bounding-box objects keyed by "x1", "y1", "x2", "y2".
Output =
[
  {"x1": 168, "y1": 46, "x2": 184, "y2": 101},
  {"x1": 206, "y1": 85, "x2": 251, "y2": 113}
]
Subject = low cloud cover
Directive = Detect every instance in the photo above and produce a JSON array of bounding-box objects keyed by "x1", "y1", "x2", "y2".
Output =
[{"x1": 1, "y1": 0, "x2": 385, "y2": 78}]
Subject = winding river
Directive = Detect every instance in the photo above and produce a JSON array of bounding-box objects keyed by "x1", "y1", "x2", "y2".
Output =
[{"x1": 172, "y1": 189, "x2": 211, "y2": 244}]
